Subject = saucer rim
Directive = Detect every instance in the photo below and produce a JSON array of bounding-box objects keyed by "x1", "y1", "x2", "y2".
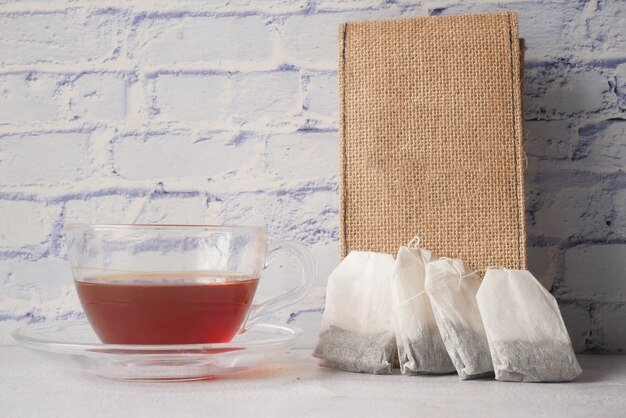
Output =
[{"x1": 13, "y1": 320, "x2": 302, "y2": 352}]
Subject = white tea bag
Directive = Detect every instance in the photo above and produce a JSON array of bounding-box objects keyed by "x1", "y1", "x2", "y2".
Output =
[
  {"x1": 313, "y1": 251, "x2": 396, "y2": 374},
  {"x1": 392, "y1": 246, "x2": 455, "y2": 375},
  {"x1": 477, "y1": 269, "x2": 582, "y2": 382},
  {"x1": 425, "y1": 258, "x2": 493, "y2": 380}
]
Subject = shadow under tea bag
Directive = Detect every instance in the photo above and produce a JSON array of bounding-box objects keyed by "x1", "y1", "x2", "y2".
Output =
[
  {"x1": 477, "y1": 269, "x2": 582, "y2": 382},
  {"x1": 392, "y1": 246, "x2": 455, "y2": 375},
  {"x1": 425, "y1": 258, "x2": 493, "y2": 380},
  {"x1": 313, "y1": 251, "x2": 396, "y2": 374}
]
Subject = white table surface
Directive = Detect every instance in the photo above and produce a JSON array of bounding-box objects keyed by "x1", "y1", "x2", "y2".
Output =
[{"x1": 1, "y1": 346, "x2": 625, "y2": 418}]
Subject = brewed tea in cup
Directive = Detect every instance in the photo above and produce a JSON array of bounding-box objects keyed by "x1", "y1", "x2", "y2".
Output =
[{"x1": 66, "y1": 225, "x2": 315, "y2": 345}]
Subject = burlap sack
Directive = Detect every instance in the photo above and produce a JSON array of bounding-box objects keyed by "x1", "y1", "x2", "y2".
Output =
[{"x1": 339, "y1": 12, "x2": 526, "y2": 270}]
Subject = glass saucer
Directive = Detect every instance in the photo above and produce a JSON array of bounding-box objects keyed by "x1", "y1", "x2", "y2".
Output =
[{"x1": 13, "y1": 320, "x2": 301, "y2": 382}]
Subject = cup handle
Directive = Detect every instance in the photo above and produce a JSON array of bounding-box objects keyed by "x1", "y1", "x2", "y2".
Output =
[{"x1": 243, "y1": 240, "x2": 316, "y2": 331}]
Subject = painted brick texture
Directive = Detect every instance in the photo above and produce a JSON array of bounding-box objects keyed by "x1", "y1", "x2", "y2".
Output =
[{"x1": 0, "y1": 0, "x2": 624, "y2": 351}]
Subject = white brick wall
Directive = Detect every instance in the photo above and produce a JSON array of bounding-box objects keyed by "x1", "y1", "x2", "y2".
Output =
[
  {"x1": 0, "y1": 132, "x2": 93, "y2": 185},
  {"x1": 130, "y1": 16, "x2": 277, "y2": 69},
  {"x1": 0, "y1": 74, "x2": 63, "y2": 123},
  {"x1": 68, "y1": 73, "x2": 127, "y2": 121},
  {"x1": 0, "y1": 0, "x2": 624, "y2": 352},
  {"x1": 112, "y1": 131, "x2": 263, "y2": 180},
  {"x1": 0, "y1": 200, "x2": 59, "y2": 248},
  {"x1": 0, "y1": 11, "x2": 116, "y2": 65}
]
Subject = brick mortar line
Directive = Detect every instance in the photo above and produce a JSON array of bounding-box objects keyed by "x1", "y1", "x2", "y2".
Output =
[{"x1": 2, "y1": 58, "x2": 625, "y2": 74}]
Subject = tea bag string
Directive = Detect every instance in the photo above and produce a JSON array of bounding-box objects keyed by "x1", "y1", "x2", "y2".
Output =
[
  {"x1": 393, "y1": 268, "x2": 486, "y2": 310},
  {"x1": 407, "y1": 235, "x2": 421, "y2": 248},
  {"x1": 393, "y1": 265, "x2": 509, "y2": 310}
]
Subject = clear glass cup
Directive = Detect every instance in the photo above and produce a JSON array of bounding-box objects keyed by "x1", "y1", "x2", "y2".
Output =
[{"x1": 66, "y1": 224, "x2": 315, "y2": 345}]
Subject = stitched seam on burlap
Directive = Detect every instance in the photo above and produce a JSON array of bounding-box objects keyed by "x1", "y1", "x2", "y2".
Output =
[
  {"x1": 507, "y1": 13, "x2": 522, "y2": 270},
  {"x1": 340, "y1": 23, "x2": 348, "y2": 259}
]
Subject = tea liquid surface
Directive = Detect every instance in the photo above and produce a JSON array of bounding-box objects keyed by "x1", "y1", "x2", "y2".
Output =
[{"x1": 75, "y1": 273, "x2": 259, "y2": 344}]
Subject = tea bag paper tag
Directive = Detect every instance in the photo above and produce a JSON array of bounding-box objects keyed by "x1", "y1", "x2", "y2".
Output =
[
  {"x1": 313, "y1": 251, "x2": 396, "y2": 374},
  {"x1": 392, "y1": 247, "x2": 455, "y2": 375},
  {"x1": 477, "y1": 269, "x2": 582, "y2": 382},
  {"x1": 425, "y1": 258, "x2": 493, "y2": 380}
]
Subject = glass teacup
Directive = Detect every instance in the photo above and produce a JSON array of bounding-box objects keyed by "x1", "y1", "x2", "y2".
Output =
[{"x1": 66, "y1": 224, "x2": 315, "y2": 345}]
